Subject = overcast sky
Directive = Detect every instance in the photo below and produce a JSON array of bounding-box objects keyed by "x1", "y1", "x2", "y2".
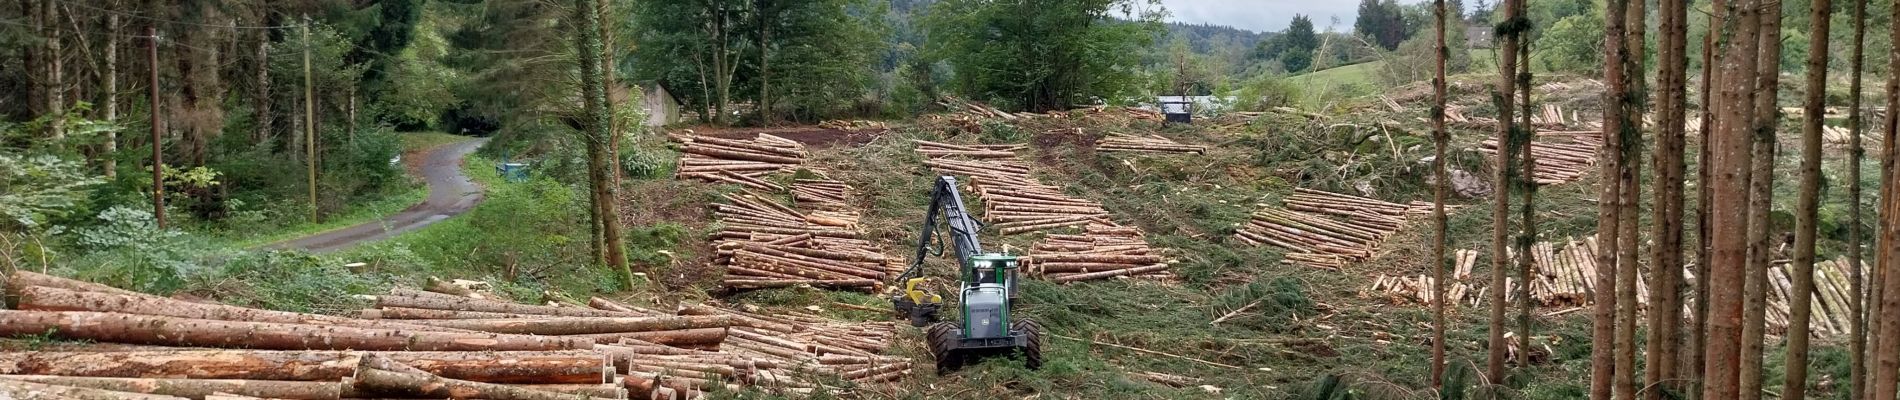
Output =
[{"x1": 1156, "y1": 0, "x2": 1428, "y2": 33}]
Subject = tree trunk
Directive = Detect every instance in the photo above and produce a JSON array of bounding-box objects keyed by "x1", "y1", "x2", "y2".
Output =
[
  {"x1": 23, "y1": 0, "x2": 40, "y2": 120},
  {"x1": 1592, "y1": 0, "x2": 1630, "y2": 397},
  {"x1": 1872, "y1": 0, "x2": 1900, "y2": 396},
  {"x1": 102, "y1": 3, "x2": 118, "y2": 177},
  {"x1": 1430, "y1": 0, "x2": 1450, "y2": 388},
  {"x1": 252, "y1": 10, "x2": 270, "y2": 145},
  {"x1": 575, "y1": 0, "x2": 633, "y2": 288},
  {"x1": 1614, "y1": 0, "x2": 1647, "y2": 397},
  {"x1": 44, "y1": 0, "x2": 63, "y2": 142},
  {"x1": 0, "y1": 311, "x2": 593, "y2": 351},
  {"x1": 756, "y1": 1, "x2": 772, "y2": 125},
  {"x1": 1845, "y1": 1, "x2": 1870, "y2": 398},
  {"x1": 1782, "y1": 1, "x2": 1830, "y2": 399},
  {"x1": 8, "y1": 270, "x2": 149, "y2": 298},
  {"x1": 370, "y1": 289, "x2": 639, "y2": 318},
  {"x1": 1487, "y1": 0, "x2": 1525, "y2": 384},
  {"x1": 1514, "y1": 27, "x2": 1536, "y2": 372},
  {"x1": 1704, "y1": 1, "x2": 1762, "y2": 398},
  {"x1": 1686, "y1": 2, "x2": 1719, "y2": 382},
  {"x1": 1644, "y1": 1, "x2": 1690, "y2": 398},
  {"x1": 1739, "y1": 3, "x2": 1783, "y2": 397}
]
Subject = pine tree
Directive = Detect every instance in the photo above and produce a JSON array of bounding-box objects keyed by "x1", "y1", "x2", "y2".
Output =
[
  {"x1": 1612, "y1": 0, "x2": 1647, "y2": 396},
  {"x1": 1845, "y1": 0, "x2": 1870, "y2": 397},
  {"x1": 1739, "y1": 3, "x2": 1783, "y2": 397},
  {"x1": 1703, "y1": 0, "x2": 1762, "y2": 397},
  {"x1": 1590, "y1": 0, "x2": 1629, "y2": 396},
  {"x1": 1487, "y1": 0, "x2": 1526, "y2": 383},
  {"x1": 1643, "y1": 0, "x2": 1690, "y2": 397},
  {"x1": 1781, "y1": 0, "x2": 1830, "y2": 398},
  {"x1": 1431, "y1": 0, "x2": 1451, "y2": 386}
]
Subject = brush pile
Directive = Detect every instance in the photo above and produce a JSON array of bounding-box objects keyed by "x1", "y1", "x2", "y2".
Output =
[
  {"x1": 671, "y1": 133, "x2": 807, "y2": 190},
  {"x1": 1095, "y1": 133, "x2": 1206, "y2": 155},
  {"x1": 1233, "y1": 188, "x2": 1418, "y2": 270},
  {"x1": 914, "y1": 140, "x2": 1174, "y2": 283},
  {"x1": 815, "y1": 120, "x2": 889, "y2": 131},
  {"x1": 706, "y1": 188, "x2": 901, "y2": 292},
  {"x1": 1477, "y1": 130, "x2": 1604, "y2": 185},
  {"x1": 1367, "y1": 249, "x2": 1480, "y2": 307},
  {"x1": 0, "y1": 271, "x2": 912, "y2": 400}
]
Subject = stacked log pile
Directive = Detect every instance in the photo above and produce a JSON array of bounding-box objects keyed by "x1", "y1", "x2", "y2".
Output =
[
  {"x1": 914, "y1": 141, "x2": 1174, "y2": 283},
  {"x1": 815, "y1": 120, "x2": 888, "y2": 131},
  {"x1": 1477, "y1": 130, "x2": 1604, "y2": 185},
  {"x1": 1233, "y1": 188, "x2": 1418, "y2": 270},
  {"x1": 1765, "y1": 258, "x2": 1861, "y2": 337},
  {"x1": 706, "y1": 189, "x2": 900, "y2": 292},
  {"x1": 0, "y1": 271, "x2": 911, "y2": 400},
  {"x1": 1367, "y1": 249, "x2": 1479, "y2": 307},
  {"x1": 670, "y1": 133, "x2": 807, "y2": 190},
  {"x1": 1823, "y1": 125, "x2": 1882, "y2": 152},
  {"x1": 1095, "y1": 133, "x2": 1207, "y2": 155}
]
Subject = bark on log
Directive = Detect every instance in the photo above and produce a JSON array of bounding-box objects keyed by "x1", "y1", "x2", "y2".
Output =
[
  {"x1": 359, "y1": 307, "x2": 556, "y2": 320},
  {"x1": 0, "y1": 351, "x2": 359, "y2": 381},
  {"x1": 16, "y1": 286, "x2": 459, "y2": 333},
  {"x1": 351, "y1": 365, "x2": 595, "y2": 400},
  {"x1": 6, "y1": 271, "x2": 148, "y2": 298},
  {"x1": 0, "y1": 311, "x2": 591, "y2": 351},
  {"x1": 1049, "y1": 264, "x2": 1171, "y2": 283},
  {"x1": 0, "y1": 378, "x2": 189, "y2": 400},
  {"x1": 0, "y1": 376, "x2": 348, "y2": 400},
  {"x1": 369, "y1": 290, "x2": 638, "y2": 318},
  {"x1": 400, "y1": 316, "x2": 731, "y2": 336},
  {"x1": 563, "y1": 327, "x2": 728, "y2": 347}
]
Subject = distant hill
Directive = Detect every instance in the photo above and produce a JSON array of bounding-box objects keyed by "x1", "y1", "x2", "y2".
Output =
[{"x1": 1161, "y1": 22, "x2": 1269, "y2": 54}]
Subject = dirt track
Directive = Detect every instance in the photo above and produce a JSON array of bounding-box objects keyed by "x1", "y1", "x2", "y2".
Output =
[{"x1": 267, "y1": 138, "x2": 489, "y2": 253}]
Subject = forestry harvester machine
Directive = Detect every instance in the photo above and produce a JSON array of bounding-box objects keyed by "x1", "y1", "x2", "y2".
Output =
[{"x1": 889, "y1": 176, "x2": 1044, "y2": 374}]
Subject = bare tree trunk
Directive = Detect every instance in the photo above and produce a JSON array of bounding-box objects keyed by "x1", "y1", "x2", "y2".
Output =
[
  {"x1": 1644, "y1": 1, "x2": 1690, "y2": 398},
  {"x1": 1686, "y1": 4, "x2": 1719, "y2": 382},
  {"x1": 756, "y1": 1, "x2": 772, "y2": 125},
  {"x1": 45, "y1": 0, "x2": 63, "y2": 142},
  {"x1": 1739, "y1": 4, "x2": 1783, "y2": 398},
  {"x1": 1430, "y1": 0, "x2": 1450, "y2": 388},
  {"x1": 1704, "y1": 1, "x2": 1762, "y2": 398},
  {"x1": 1614, "y1": 0, "x2": 1647, "y2": 397},
  {"x1": 1514, "y1": 30, "x2": 1535, "y2": 373},
  {"x1": 1781, "y1": 1, "x2": 1830, "y2": 399},
  {"x1": 102, "y1": 3, "x2": 118, "y2": 178},
  {"x1": 1592, "y1": 0, "x2": 1630, "y2": 397},
  {"x1": 1872, "y1": 0, "x2": 1900, "y2": 397},
  {"x1": 1488, "y1": 0, "x2": 1525, "y2": 384},
  {"x1": 1846, "y1": 1, "x2": 1870, "y2": 398},
  {"x1": 252, "y1": 10, "x2": 270, "y2": 145},
  {"x1": 24, "y1": 0, "x2": 40, "y2": 120}
]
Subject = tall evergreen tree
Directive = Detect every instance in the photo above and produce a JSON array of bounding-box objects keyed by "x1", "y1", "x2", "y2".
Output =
[
  {"x1": 1704, "y1": 0, "x2": 1763, "y2": 397},
  {"x1": 1590, "y1": 0, "x2": 1630, "y2": 397},
  {"x1": 1845, "y1": 0, "x2": 1870, "y2": 397},
  {"x1": 1486, "y1": 0, "x2": 1525, "y2": 383},
  {"x1": 1643, "y1": 0, "x2": 1690, "y2": 398},
  {"x1": 1739, "y1": 3, "x2": 1783, "y2": 398},
  {"x1": 1430, "y1": 0, "x2": 1450, "y2": 388}
]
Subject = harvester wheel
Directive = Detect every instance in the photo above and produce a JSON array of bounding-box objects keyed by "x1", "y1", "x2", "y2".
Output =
[
  {"x1": 927, "y1": 322, "x2": 964, "y2": 374},
  {"x1": 1014, "y1": 319, "x2": 1044, "y2": 370}
]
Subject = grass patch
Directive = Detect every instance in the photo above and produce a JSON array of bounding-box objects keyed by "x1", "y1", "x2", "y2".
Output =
[
  {"x1": 401, "y1": 131, "x2": 476, "y2": 152},
  {"x1": 226, "y1": 186, "x2": 428, "y2": 248}
]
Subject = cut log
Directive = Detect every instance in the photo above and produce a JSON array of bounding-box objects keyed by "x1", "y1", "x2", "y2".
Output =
[
  {"x1": 0, "y1": 378, "x2": 188, "y2": 400},
  {"x1": 563, "y1": 327, "x2": 728, "y2": 347},
  {"x1": 15, "y1": 286, "x2": 459, "y2": 333},
  {"x1": 0, "y1": 351, "x2": 359, "y2": 381},
  {"x1": 400, "y1": 316, "x2": 732, "y2": 336},
  {"x1": 350, "y1": 366, "x2": 596, "y2": 400},
  {"x1": 0, "y1": 311, "x2": 591, "y2": 351},
  {"x1": 368, "y1": 289, "x2": 638, "y2": 318},
  {"x1": 6, "y1": 271, "x2": 148, "y2": 298},
  {"x1": 0, "y1": 376, "x2": 347, "y2": 400}
]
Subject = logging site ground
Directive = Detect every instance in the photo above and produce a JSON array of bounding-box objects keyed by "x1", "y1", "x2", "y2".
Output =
[{"x1": 5, "y1": 68, "x2": 1880, "y2": 400}]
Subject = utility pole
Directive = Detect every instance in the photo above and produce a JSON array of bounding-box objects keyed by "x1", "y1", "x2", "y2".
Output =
[
  {"x1": 303, "y1": 15, "x2": 317, "y2": 223},
  {"x1": 146, "y1": 25, "x2": 165, "y2": 230}
]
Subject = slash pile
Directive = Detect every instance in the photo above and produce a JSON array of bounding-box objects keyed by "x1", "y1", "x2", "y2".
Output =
[
  {"x1": 1234, "y1": 188, "x2": 1418, "y2": 270},
  {"x1": 671, "y1": 133, "x2": 807, "y2": 191},
  {"x1": 1477, "y1": 130, "x2": 1604, "y2": 185},
  {"x1": 0, "y1": 271, "x2": 912, "y2": 400},
  {"x1": 914, "y1": 140, "x2": 1174, "y2": 283},
  {"x1": 1367, "y1": 249, "x2": 1480, "y2": 307},
  {"x1": 707, "y1": 188, "x2": 901, "y2": 291},
  {"x1": 1095, "y1": 133, "x2": 1206, "y2": 155}
]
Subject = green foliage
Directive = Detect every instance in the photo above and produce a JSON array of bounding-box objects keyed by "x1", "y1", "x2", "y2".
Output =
[
  {"x1": 1234, "y1": 76, "x2": 1303, "y2": 111},
  {"x1": 1356, "y1": 0, "x2": 1410, "y2": 50},
  {"x1": 1533, "y1": 9, "x2": 1604, "y2": 74},
  {"x1": 1257, "y1": 15, "x2": 1322, "y2": 73},
  {"x1": 69, "y1": 206, "x2": 181, "y2": 253},
  {"x1": 924, "y1": 0, "x2": 1164, "y2": 111},
  {"x1": 0, "y1": 154, "x2": 101, "y2": 231},
  {"x1": 211, "y1": 251, "x2": 389, "y2": 313}
]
